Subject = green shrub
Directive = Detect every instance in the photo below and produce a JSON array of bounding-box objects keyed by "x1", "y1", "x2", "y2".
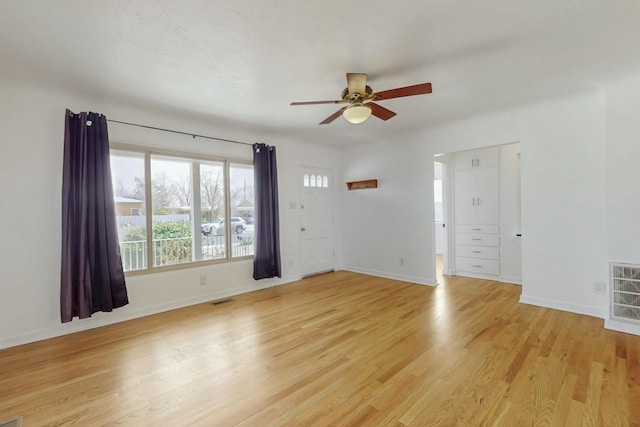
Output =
[
  {"x1": 152, "y1": 221, "x2": 192, "y2": 266},
  {"x1": 124, "y1": 227, "x2": 146, "y2": 242},
  {"x1": 122, "y1": 221, "x2": 193, "y2": 267},
  {"x1": 152, "y1": 221, "x2": 192, "y2": 239}
]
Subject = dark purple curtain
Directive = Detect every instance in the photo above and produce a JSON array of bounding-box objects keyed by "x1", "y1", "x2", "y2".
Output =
[
  {"x1": 60, "y1": 110, "x2": 128, "y2": 323},
  {"x1": 253, "y1": 143, "x2": 281, "y2": 279}
]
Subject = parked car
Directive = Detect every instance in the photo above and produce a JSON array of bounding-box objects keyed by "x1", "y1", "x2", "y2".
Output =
[{"x1": 201, "y1": 217, "x2": 247, "y2": 235}]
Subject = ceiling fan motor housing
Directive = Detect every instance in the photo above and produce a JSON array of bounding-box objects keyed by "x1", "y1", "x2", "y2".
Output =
[{"x1": 341, "y1": 85, "x2": 373, "y2": 103}]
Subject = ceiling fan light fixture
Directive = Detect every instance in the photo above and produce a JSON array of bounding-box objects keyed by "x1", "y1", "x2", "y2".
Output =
[
  {"x1": 343, "y1": 103, "x2": 372, "y2": 124},
  {"x1": 291, "y1": 74, "x2": 431, "y2": 125}
]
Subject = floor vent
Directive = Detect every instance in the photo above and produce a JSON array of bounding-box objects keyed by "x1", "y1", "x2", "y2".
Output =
[
  {"x1": 610, "y1": 262, "x2": 640, "y2": 323},
  {"x1": 211, "y1": 298, "x2": 233, "y2": 306}
]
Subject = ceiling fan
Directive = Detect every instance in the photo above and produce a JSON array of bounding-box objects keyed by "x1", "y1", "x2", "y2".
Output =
[{"x1": 290, "y1": 73, "x2": 432, "y2": 125}]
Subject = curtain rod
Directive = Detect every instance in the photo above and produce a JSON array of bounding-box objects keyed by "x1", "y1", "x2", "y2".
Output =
[{"x1": 106, "y1": 119, "x2": 254, "y2": 147}]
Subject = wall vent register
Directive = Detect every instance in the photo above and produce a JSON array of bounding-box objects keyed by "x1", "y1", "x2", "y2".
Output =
[{"x1": 610, "y1": 262, "x2": 640, "y2": 323}]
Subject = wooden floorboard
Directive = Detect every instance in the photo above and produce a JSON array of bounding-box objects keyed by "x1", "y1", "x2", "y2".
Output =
[{"x1": 1, "y1": 270, "x2": 639, "y2": 426}]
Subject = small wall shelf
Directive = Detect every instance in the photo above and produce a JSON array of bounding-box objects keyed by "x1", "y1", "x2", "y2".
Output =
[{"x1": 346, "y1": 179, "x2": 378, "y2": 190}]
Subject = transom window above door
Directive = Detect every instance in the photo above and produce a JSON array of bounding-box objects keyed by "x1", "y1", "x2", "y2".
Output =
[{"x1": 303, "y1": 173, "x2": 330, "y2": 188}]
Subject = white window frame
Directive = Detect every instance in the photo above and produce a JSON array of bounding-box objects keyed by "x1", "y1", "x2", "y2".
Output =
[{"x1": 110, "y1": 143, "x2": 254, "y2": 275}]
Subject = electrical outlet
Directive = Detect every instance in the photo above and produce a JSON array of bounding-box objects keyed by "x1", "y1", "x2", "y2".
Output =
[
  {"x1": 593, "y1": 282, "x2": 606, "y2": 295},
  {"x1": 200, "y1": 275, "x2": 207, "y2": 286}
]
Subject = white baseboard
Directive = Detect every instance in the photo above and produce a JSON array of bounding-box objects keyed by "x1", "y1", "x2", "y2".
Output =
[
  {"x1": 454, "y1": 271, "x2": 521, "y2": 286},
  {"x1": 453, "y1": 271, "x2": 500, "y2": 282},
  {"x1": 500, "y1": 275, "x2": 522, "y2": 285},
  {"x1": 0, "y1": 274, "x2": 301, "y2": 350},
  {"x1": 519, "y1": 294, "x2": 607, "y2": 319},
  {"x1": 342, "y1": 265, "x2": 436, "y2": 286},
  {"x1": 604, "y1": 319, "x2": 640, "y2": 336}
]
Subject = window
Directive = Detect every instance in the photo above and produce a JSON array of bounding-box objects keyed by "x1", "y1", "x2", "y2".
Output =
[
  {"x1": 110, "y1": 147, "x2": 254, "y2": 273},
  {"x1": 302, "y1": 170, "x2": 331, "y2": 190},
  {"x1": 230, "y1": 163, "x2": 255, "y2": 257},
  {"x1": 111, "y1": 151, "x2": 147, "y2": 271},
  {"x1": 200, "y1": 161, "x2": 226, "y2": 261}
]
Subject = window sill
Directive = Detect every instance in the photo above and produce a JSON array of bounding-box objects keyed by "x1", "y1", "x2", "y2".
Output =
[{"x1": 123, "y1": 255, "x2": 254, "y2": 277}]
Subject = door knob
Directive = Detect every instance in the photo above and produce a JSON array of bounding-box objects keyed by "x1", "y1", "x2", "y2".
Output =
[{"x1": 301, "y1": 227, "x2": 306, "y2": 231}]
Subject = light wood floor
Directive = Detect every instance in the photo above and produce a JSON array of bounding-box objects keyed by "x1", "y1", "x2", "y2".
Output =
[{"x1": 1, "y1": 270, "x2": 639, "y2": 426}]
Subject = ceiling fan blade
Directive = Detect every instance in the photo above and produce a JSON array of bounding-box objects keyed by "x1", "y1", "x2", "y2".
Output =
[
  {"x1": 319, "y1": 107, "x2": 347, "y2": 125},
  {"x1": 372, "y1": 82, "x2": 432, "y2": 101},
  {"x1": 291, "y1": 100, "x2": 343, "y2": 106},
  {"x1": 347, "y1": 73, "x2": 368, "y2": 95},
  {"x1": 368, "y1": 102, "x2": 397, "y2": 121}
]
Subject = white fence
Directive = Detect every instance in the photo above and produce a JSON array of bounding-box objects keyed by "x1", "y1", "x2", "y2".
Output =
[
  {"x1": 117, "y1": 214, "x2": 190, "y2": 228},
  {"x1": 120, "y1": 235, "x2": 254, "y2": 271},
  {"x1": 117, "y1": 214, "x2": 253, "y2": 271}
]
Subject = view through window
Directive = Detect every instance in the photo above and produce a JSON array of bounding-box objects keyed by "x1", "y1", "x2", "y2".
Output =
[{"x1": 110, "y1": 148, "x2": 254, "y2": 272}]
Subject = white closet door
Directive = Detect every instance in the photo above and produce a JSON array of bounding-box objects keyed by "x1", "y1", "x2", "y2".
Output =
[
  {"x1": 454, "y1": 169, "x2": 477, "y2": 224},
  {"x1": 454, "y1": 150, "x2": 477, "y2": 171},
  {"x1": 474, "y1": 167, "x2": 499, "y2": 225}
]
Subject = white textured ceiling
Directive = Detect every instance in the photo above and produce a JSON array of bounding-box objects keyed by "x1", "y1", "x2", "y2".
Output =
[{"x1": 2, "y1": 1, "x2": 640, "y2": 146}]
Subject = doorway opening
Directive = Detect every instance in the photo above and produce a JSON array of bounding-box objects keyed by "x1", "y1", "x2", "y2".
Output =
[
  {"x1": 434, "y1": 143, "x2": 522, "y2": 285},
  {"x1": 434, "y1": 161, "x2": 446, "y2": 280}
]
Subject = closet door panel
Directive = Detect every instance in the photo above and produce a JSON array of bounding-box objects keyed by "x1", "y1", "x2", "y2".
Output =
[
  {"x1": 454, "y1": 151, "x2": 477, "y2": 171},
  {"x1": 475, "y1": 147, "x2": 500, "y2": 168},
  {"x1": 454, "y1": 169, "x2": 477, "y2": 224},
  {"x1": 474, "y1": 167, "x2": 499, "y2": 225}
]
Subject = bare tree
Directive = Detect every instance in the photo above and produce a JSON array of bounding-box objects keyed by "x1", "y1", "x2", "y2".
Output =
[
  {"x1": 130, "y1": 177, "x2": 146, "y2": 201},
  {"x1": 150, "y1": 172, "x2": 173, "y2": 214},
  {"x1": 171, "y1": 172, "x2": 192, "y2": 207},
  {"x1": 230, "y1": 179, "x2": 254, "y2": 205},
  {"x1": 113, "y1": 178, "x2": 127, "y2": 198},
  {"x1": 200, "y1": 168, "x2": 224, "y2": 221}
]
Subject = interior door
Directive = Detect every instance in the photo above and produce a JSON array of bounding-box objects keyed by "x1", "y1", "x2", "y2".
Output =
[{"x1": 300, "y1": 168, "x2": 333, "y2": 276}]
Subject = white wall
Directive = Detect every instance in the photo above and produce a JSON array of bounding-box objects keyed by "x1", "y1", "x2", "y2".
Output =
[
  {"x1": 603, "y1": 76, "x2": 640, "y2": 334},
  {"x1": 0, "y1": 79, "x2": 342, "y2": 349},
  {"x1": 342, "y1": 140, "x2": 435, "y2": 285},
  {"x1": 605, "y1": 76, "x2": 640, "y2": 264},
  {"x1": 342, "y1": 92, "x2": 609, "y2": 318},
  {"x1": 517, "y1": 96, "x2": 607, "y2": 318},
  {"x1": 500, "y1": 143, "x2": 522, "y2": 284}
]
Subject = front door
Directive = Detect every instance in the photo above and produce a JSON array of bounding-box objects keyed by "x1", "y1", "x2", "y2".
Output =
[{"x1": 300, "y1": 168, "x2": 333, "y2": 276}]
